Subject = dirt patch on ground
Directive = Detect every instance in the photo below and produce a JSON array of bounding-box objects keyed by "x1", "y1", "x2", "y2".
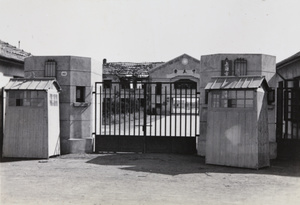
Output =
[{"x1": 1, "y1": 153, "x2": 300, "y2": 205}]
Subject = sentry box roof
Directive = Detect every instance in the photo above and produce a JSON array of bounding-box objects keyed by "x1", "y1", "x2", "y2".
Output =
[
  {"x1": 205, "y1": 76, "x2": 269, "y2": 90},
  {"x1": 5, "y1": 78, "x2": 61, "y2": 92}
]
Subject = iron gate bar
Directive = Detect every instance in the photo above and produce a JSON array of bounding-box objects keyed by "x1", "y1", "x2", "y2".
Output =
[
  {"x1": 139, "y1": 90, "x2": 141, "y2": 135},
  {"x1": 170, "y1": 84, "x2": 172, "y2": 137},
  {"x1": 180, "y1": 88, "x2": 182, "y2": 136},
  {"x1": 175, "y1": 88, "x2": 177, "y2": 137},
  {"x1": 94, "y1": 81, "x2": 199, "y2": 154},
  {"x1": 165, "y1": 86, "x2": 167, "y2": 137},
  {"x1": 114, "y1": 86, "x2": 116, "y2": 135},
  {"x1": 185, "y1": 87, "x2": 187, "y2": 137},
  {"x1": 149, "y1": 86, "x2": 152, "y2": 136},
  {"x1": 155, "y1": 86, "x2": 157, "y2": 137},
  {"x1": 190, "y1": 88, "x2": 192, "y2": 137},
  {"x1": 160, "y1": 85, "x2": 162, "y2": 137},
  {"x1": 109, "y1": 86, "x2": 112, "y2": 135},
  {"x1": 129, "y1": 87, "x2": 131, "y2": 136}
]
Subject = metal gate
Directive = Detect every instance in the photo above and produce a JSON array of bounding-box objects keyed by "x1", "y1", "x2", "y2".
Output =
[
  {"x1": 93, "y1": 82, "x2": 200, "y2": 154},
  {"x1": 276, "y1": 80, "x2": 300, "y2": 158}
]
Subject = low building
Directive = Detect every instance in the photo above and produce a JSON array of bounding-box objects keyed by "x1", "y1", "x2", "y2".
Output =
[
  {"x1": 276, "y1": 51, "x2": 300, "y2": 159},
  {"x1": 0, "y1": 40, "x2": 31, "y2": 156},
  {"x1": 148, "y1": 54, "x2": 200, "y2": 115}
]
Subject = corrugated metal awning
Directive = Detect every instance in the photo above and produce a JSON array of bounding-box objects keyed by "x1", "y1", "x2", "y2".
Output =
[
  {"x1": 4, "y1": 78, "x2": 61, "y2": 91},
  {"x1": 205, "y1": 76, "x2": 268, "y2": 90}
]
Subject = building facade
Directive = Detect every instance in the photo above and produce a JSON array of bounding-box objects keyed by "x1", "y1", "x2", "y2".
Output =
[
  {"x1": 276, "y1": 51, "x2": 300, "y2": 159},
  {"x1": 24, "y1": 56, "x2": 102, "y2": 154},
  {"x1": 148, "y1": 54, "x2": 200, "y2": 115}
]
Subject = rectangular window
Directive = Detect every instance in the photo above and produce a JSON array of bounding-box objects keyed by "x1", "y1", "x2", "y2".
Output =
[
  {"x1": 103, "y1": 80, "x2": 112, "y2": 89},
  {"x1": 155, "y1": 83, "x2": 162, "y2": 95},
  {"x1": 234, "y1": 58, "x2": 247, "y2": 76},
  {"x1": 137, "y1": 81, "x2": 142, "y2": 89},
  {"x1": 76, "y1": 86, "x2": 85, "y2": 102},
  {"x1": 120, "y1": 81, "x2": 130, "y2": 89},
  {"x1": 211, "y1": 90, "x2": 254, "y2": 108},
  {"x1": 8, "y1": 91, "x2": 44, "y2": 107},
  {"x1": 50, "y1": 94, "x2": 58, "y2": 106},
  {"x1": 45, "y1": 60, "x2": 57, "y2": 77}
]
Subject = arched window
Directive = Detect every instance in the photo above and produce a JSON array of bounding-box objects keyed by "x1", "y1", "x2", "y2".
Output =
[{"x1": 45, "y1": 60, "x2": 57, "y2": 77}]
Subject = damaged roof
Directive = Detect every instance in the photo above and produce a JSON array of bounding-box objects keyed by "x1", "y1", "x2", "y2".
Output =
[
  {"x1": 0, "y1": 40, "x2": 31, "y2": 62},
  {"x1": 103, "y1": 61, "x2": 164, "y2": 76}
]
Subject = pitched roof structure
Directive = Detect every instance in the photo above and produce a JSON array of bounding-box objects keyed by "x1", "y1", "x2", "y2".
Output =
[
  {"x1": 0, "y1": 40, "x2": 31, "y2": 62},
  {"x1": 5, "y1": 78, "x2": 61, "y2": 91},
  {"x1": 205, "y1": 76, "x2": 269, "y2": 90},
  {"x1": 277, "y1": 51, "x2": 300, "y2": 69}
]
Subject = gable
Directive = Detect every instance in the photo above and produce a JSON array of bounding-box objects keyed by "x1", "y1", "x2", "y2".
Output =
[{"x1": 149, "y1": 54, "x2": 200, "y2": 79}]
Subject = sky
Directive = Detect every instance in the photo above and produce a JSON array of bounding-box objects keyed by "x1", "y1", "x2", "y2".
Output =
[{"x1": 1, "y1": 0, "x2": 300, "y2": 63}]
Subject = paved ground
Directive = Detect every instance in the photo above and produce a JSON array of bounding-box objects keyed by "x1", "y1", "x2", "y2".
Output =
[{"x1": 1, "y1": 153, "x2": 300, "y2": 205}]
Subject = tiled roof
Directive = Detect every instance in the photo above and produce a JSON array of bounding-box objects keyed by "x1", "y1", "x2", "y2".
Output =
[
  {"x1": 0, "y1": 40, "x2": 31, "y2": 61},
  {"x1": 103, "y1": 62, "x2": 164, "y2": 76},
  {"x1": 5, "y1": 78, "x2": 61, "y2": 91},
  {"x1": 205, "y1": 76, "x2": 268, "y2": 90}
]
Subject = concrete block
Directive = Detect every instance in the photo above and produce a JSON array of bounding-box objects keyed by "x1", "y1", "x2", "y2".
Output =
[
  {"x1": 60, "y1": 120, "x2": 71, "y2": 140},
  {"x1": 69, "y1": 138, "x2": 94, "y2": 153},
  {"x1": 69, "y1": 120, "x2": 92, "y2": 139},
  {"x1": 70, "y1": 71, "x2": 91, "y2": 86},
  {"x1": 197, "y1": 137, "x2": 206, "y2": 156},
  {"x1": 60, "y1": 138, "x2": 94, "y2": 154}
]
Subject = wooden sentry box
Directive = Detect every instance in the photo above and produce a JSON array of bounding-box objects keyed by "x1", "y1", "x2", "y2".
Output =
[
  {"x1": 205, "y1": 76, "x2": 270, "y2": 169},
  {"x1": 3, "y1": 78, "x2": 61, "y2": 158}
]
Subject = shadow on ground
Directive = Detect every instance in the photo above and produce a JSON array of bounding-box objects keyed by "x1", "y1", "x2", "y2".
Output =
[{"x1": 86, "y1": 153, "x2": 300, "y2": 177}]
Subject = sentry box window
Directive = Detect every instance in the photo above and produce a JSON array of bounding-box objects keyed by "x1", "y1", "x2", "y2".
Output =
[{"x1": 211, "y1": 90, "x2": 254, "y2": 108}]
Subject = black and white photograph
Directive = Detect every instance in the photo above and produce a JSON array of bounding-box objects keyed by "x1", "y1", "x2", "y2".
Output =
[{"x1": 0, "y1": 0, "x2": 300, "y2": 204}]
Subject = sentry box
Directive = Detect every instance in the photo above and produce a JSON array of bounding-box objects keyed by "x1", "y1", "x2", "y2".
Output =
[
  {"x1": 3, "y1": 78, "x2": 61, "y2": 158},
  {"x1": 205, "y1": 76, "x2": 270, "y2": 169}
]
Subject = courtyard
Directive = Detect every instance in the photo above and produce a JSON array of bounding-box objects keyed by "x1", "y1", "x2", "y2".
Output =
[{"x1": 1, "y1": 153, "x2": 300, "y2": 205}]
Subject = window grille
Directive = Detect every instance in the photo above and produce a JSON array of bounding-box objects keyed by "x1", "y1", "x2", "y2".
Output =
[
  {"x1": 211, "y1": 90, "x2": 254, "y2": 108},
  {"x1": 8, "y1": 91, "x2": 44, "y2": 107},
  {"x1": 45, "y1": 60, "x2": 57, "y2": 77},
  {"x1": 234, "y1": 58, "x2": 247, "y2": 76}
]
